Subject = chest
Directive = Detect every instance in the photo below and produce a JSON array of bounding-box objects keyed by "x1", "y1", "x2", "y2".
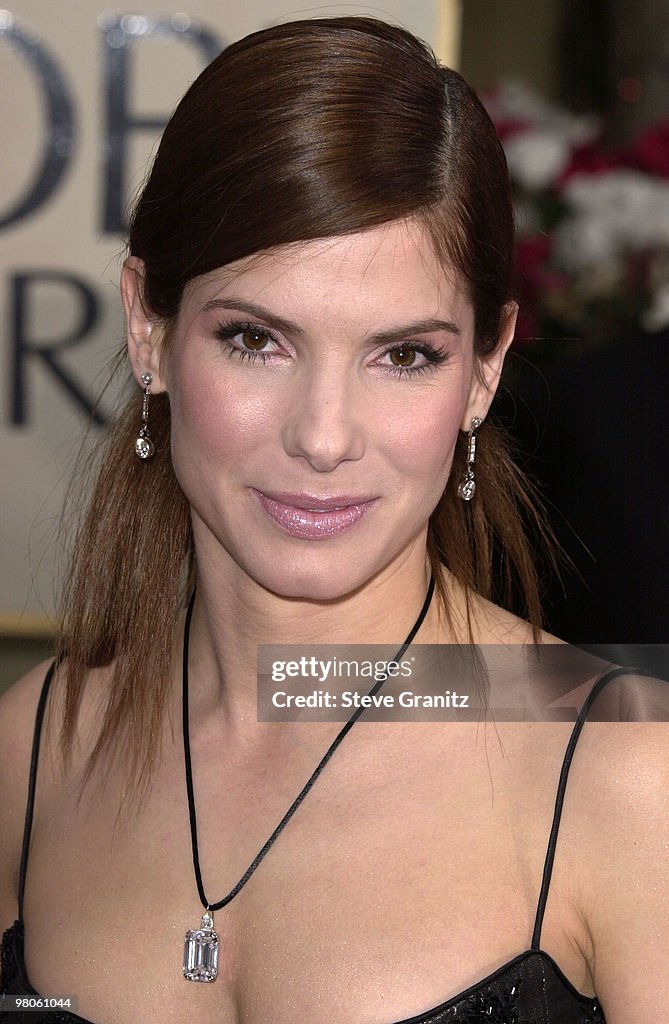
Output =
[{"x1": 20, "y1": 723, "x2": 588, "y2": 1024}]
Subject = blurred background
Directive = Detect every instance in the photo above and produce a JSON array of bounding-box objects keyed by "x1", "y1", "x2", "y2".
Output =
[{"x1": 1, "y1": 0, "x2": 667, "y2": 691}]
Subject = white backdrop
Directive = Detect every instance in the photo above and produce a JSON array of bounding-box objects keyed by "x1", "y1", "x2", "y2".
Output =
[{"x1": 0, "y1": 0, "x2": 459, "y2": 629}]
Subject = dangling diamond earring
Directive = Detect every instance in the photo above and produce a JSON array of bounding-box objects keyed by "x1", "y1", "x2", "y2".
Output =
[
  {"x1": 457, "y1": 416, "x2": 482, "y2": 501},
  {"x1": 134, "y1": 371, "x2": 155, "y2": 460}
]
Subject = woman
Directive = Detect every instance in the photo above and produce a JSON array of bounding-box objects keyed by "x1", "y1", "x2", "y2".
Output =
[{"x1": 1, "y1": 16, "x2": 667, "y2": 1024}]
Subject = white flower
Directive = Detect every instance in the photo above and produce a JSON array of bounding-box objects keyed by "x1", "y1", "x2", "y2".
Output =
[
  {"x1": 553, "y1": 215, "x2": 621, "y2": 275},
  {"x1": 504, "y1": 129, "x2": 571, "y2": 191},
  {"x1": 486, "y1": 81, "x2": 601, "y2": 192},
  {"x1": 562, "y1": 171, "x2": 669, "y2": 251}
]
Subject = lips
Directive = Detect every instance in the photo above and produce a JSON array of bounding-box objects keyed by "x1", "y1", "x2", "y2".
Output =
[{"x1": 251, "y1": 488, "x2": 378, "y2": 539}]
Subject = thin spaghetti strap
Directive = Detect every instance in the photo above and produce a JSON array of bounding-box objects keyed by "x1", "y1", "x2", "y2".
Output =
[
  {"x1": 531, "y1": 663, "x2": 653, "y2": 949},
  {"x1": 16, "y1": 661, "x2": 57, "y2": 924}
]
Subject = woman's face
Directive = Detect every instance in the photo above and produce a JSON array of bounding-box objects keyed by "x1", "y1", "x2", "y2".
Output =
[{"x1": 126, "y1": 218, "x2": 513, "y2": 600}]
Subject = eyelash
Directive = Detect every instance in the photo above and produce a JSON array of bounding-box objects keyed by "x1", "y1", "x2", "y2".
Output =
[{"x1": 212, "y1": 320, "x2": 450, "y2": 379}]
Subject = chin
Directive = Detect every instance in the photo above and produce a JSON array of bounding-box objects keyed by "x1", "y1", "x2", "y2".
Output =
[{"x1": 241, "y1": 554, "x2": 380, "y2": 605}]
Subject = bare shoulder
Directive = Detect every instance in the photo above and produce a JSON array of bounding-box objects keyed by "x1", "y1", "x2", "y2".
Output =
[
  {"x1": 574, "y1": 673, "x2": 669, "y2": 819},
  {"x1": 0, "y1": 658, "x2": 122, "y2": 935},
  {"x1": 0, "y1": 659, "x2": 55, "y2": 932},
  {"x1": 565, "y1": 676, "x2": 669, "y2": 1019}
]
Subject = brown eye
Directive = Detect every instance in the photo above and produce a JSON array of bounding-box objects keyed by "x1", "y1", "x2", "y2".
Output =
[
  {"x1": 241, "y1": 328, "x2": 271, "y2": 350},
  {"x1": 389, "y1": 346, "x2": 417, "y2": 367}
]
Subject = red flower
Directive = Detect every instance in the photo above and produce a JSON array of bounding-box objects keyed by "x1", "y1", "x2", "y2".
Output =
[
  {"x1": 494, "y1": 118, "x2": 532, "y2": 142},
  {"x1": 627, "y1": 119, "x2": 669, "y2": 178},
  {"x1": 558, "y1": 141, "x2": 622, "y2": 185},
  {"x1": 515, "y1": 234, "x2": 552, "y2": 288}
]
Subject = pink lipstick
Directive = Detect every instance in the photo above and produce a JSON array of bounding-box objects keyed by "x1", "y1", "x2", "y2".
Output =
[{"x1": 251, "y1": 489, "x2": 378, "y2": 539}]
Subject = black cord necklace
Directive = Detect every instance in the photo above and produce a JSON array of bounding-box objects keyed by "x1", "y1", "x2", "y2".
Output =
[{"x1": 182, "y1": 573, "x2": 435, "y2": 981}]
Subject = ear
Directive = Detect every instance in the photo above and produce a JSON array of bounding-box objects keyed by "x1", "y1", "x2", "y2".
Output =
[
  {"x1": 120, "y1": 256, "x2": 168, "y2": 392},
  {"x1": 460, "y1": 302, "x2": 518, "y2": 431}
]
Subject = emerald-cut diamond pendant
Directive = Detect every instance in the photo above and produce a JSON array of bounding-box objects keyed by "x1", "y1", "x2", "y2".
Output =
[{"x1": 183, "y1": 911, "x2": 219, "y2": 981}]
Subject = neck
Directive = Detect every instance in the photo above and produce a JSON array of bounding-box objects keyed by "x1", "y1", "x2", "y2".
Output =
[{"x1": 182, "y1": 536, "x2": 445, "y2": 736}]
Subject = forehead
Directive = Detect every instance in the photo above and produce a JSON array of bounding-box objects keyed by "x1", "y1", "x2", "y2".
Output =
[{"x1": 181, "y1": 218, "x2": 473, "y2": 327}]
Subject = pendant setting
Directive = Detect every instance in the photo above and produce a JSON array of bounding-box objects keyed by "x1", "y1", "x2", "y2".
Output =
[{"x1": 183, "y1": 911, "x2": 219, "y2": 981}]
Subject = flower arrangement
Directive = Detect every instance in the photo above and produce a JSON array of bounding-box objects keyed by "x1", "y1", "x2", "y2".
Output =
[{"x1": 484, "y1": 82, "x2": 669, "y2": 362}]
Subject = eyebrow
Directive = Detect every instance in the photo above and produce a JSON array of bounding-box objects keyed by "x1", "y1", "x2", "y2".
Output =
[{"x1": 201, "y1": 297, "x2": 462, "y2": 345}]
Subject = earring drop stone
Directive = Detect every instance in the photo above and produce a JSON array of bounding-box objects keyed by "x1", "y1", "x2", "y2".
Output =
[
  {"x1": 458, "y1": 471, "x2": 476, "y2": 501},
  {"x1": 134, "y1": 429, "x2": 155, "y2": 459},
  {"x1": 183, "y1": 911, "x2": 219, "y2": 981}
]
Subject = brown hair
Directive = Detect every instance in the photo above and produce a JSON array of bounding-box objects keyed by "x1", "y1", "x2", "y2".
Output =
[{"x1": 56, "y1": 17, "x2": 560, "y2": 806}]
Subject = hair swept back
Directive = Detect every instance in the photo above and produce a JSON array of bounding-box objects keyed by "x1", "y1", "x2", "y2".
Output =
[{"x1": 55, "y1": 16, "x2": 562, "y2": 811}]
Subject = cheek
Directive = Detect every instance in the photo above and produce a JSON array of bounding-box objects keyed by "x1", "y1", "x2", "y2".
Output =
[
  {"x1": 168, "y1": 367, "x2": 273, "y2": 464},
  {"x1": 378, "y1": 391, "x2": 464, "y2": 486}
]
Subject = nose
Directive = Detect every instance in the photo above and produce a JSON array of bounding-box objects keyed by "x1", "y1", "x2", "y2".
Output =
[{"x1": 281, "y1": 365, "x2": 365, "y2": 472}]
